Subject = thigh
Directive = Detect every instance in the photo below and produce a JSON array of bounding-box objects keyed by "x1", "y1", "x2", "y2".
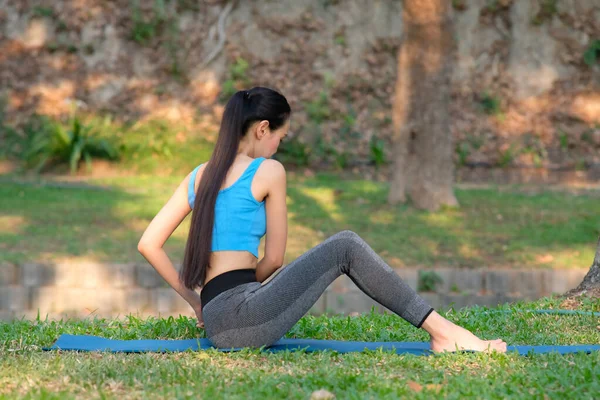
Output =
[
  {"x1": 242, "y1": 230, "x2": 357, "y2": 324},
  {"x1": 205, "y1": 232, "x2": 352, "y2": 347}
]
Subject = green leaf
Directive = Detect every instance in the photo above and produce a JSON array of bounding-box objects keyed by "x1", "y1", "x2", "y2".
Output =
[
  {"x1": 33, "y1": 152, "x2": 51, "y2": 174},
  {"x1": 97, "y1": 139, "x2": 118, "y2": 159},
  {"x1": 23, "y1": 132, "x2": 50, "y2": 159},
  {"x1": 70, "y1": 137, "x2": 84, "y2": 174},
  {"x1": 583, "y1": 40, "x2": 600, "y2": 66},
  {"x1": 53, "y1": 123, "x2": 71, "y2": 148},
  {"x1": 72, "y1": 117, "x2": 82, "y2": 138},
  {"x1": 83, "y1": 151, "x2": 93, "y2": 173}
]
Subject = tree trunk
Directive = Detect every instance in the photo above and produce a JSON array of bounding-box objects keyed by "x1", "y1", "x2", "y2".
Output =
[
  {"x1": 567, "y1": 236, "x2": 600, "y2": 295},
  {"x1": 388, "y1": 0, "x2": 458, "y2": 211}
]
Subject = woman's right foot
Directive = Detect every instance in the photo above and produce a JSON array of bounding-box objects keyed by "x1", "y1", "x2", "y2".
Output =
[{"x1": 422, "y1": 311, "x2": 507, "y2": 353}]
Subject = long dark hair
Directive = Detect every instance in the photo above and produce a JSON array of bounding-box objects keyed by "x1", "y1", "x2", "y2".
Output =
[{"x1": 180, "y1": 87, "x2": 291, "y2": 289}]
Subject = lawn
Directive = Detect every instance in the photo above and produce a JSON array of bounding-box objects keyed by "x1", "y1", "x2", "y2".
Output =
[
  {"x1": 2, "y1": 120, "x2": 600, "y2": 398},
  {"x1": 1, "y1": 296, "x2": 599, "y2": 399},
  {"x1": 1, "y1": 171, "x2": 599, "y2": 269}
]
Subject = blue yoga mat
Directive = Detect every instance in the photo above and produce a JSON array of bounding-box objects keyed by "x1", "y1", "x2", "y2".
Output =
[
  {"x1": 42, "y1": 310, "x2": 600, "y2": 356},
  {"x1": 44, "y1": 334, "x2": 600, "y2": 356}
]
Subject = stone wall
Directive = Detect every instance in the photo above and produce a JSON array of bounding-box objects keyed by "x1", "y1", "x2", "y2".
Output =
[{"x1": 0, "y1": 261, "x2": 588, "y2": 321}]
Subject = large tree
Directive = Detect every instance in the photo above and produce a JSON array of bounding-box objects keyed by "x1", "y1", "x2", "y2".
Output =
[
  {"x1": 566, "y1": 237, "x2": 600, "y2": 297},
  {"x1": 388, "y1": 0, "x2": 458, "y2": 211}
]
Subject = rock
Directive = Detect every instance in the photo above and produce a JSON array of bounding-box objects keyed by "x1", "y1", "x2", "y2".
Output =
[
  {"x1": 133, "y1": 52, "x2": 155, "y2": 77},
  {"x1": 81, "y1": 24, "x2": 121, "y2": 68},
  {"x1": 508, "y1": 1, "x2": 570, "y2": 99},
  {"x1": 89, "y1": 79, "x2": 126, "y2": 106},
  {"x1": 6, "y1": 10, "x2": 55, "y2": 49}
]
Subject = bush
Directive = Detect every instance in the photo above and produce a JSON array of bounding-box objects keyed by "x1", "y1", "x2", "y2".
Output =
[
  {"x1": 479, "y1": 92, "x2": 502, "y2": 115},
  {"x1": 418, "y1": 270, "x2": 443, "y2": 292},
  {"x1": 130, "y1": 0, "x2": 168, "y2": 45},
  {"x1": 219, "y1": 58, "x2": 251, "y2": 102},
  {"x1": 369, "y1": 136, "x2": 387, "y2": 168},
  {"x1": 305, "y1": 91, "x2": 331, "y2": 124},
  {"x1": 583, "y1": 40, "x2": 600, "y2": 67},
  {"x1": 8, "y1": 114, "x2": 119, "y2": 175},
  {"x1": 274, "y1": 136, "x2": 311, "y2": 167},
  {"x1": 117, "y1": 119, "x2": 174, "y2": 161}
]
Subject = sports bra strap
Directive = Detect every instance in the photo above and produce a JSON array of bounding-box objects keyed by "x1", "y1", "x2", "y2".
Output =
[
  {"x1": 237, "y1": 157, "x2": 265, "y2": 188},
  {"x1": 188, "y1": 163, "x2": 204, "y2": 208}
]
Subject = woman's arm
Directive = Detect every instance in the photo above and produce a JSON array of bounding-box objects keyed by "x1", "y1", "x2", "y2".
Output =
[
  {"x1": 138, "y1": 247, "x2": 202, "y2": 310},
  {"x1": 259, "y1": 263, "x2": 286, "y2": 285},
  {"x1": 137, "y1": 172, "x2": 202, "y2": 311},
  {"x1": 255, "y1": 160, "x2": 288, "y2": 283}
]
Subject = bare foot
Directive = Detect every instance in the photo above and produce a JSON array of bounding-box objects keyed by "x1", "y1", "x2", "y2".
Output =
[{"x1": 422, "y1": 311, "x2": 507, "y2": 354}]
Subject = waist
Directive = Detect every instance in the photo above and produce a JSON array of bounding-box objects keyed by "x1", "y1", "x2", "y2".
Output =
[{"x1": 201, "y1": 268, "x2": 258, "y2": 309}]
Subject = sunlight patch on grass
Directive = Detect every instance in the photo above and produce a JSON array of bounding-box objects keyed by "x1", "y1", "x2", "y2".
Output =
[
  {"x1": 457, "y1": 243, "x2": 483, "y2": 261},
  {"x1": 515, "y1": 245, "x2": 595, "y2": 269},
  {"x1": 299, "y1": 187, "x2": 343, "y2": 223},
  {"x1": 419, "y1": 238, "x2": 443, "y2": 258},
  {"x1": 344, "y1": 179, "x2": 382, "y2": 194},
  {"x1": 369, "y1": 209, "x2": 395, "y2": 225},
  {"x1": 418, "y1": 209, "x2": 463, "y2": 229},
  {"x1": 0, "y1": 215, "x2": 27, "y2": 234}
]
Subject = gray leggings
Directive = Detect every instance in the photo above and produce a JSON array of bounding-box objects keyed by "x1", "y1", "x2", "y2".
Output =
[{"x1": 202, "y1": 230, "x2": 434, "y2": 349}]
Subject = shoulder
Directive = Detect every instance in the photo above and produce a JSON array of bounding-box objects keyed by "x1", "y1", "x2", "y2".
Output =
[{"x1": 257, "y1": 158, "x2": 286, "y2": 180}]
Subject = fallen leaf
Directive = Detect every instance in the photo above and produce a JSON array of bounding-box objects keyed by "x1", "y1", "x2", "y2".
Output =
[
  {"x1": 407, "y1": 381, "x2": 423, "y2": 392},
  {"x1": 310, "y1": 389, "x2": 335, "y2": 399},
  {"x1": 536, "y1": 254, "x2": 554, "y2": 263},
  {"x1": 425, "y1": 383, "x2": 443, "y2": 393},
  {"x1": 408, "y1": 381, "x2": 443, "y2": 393}
]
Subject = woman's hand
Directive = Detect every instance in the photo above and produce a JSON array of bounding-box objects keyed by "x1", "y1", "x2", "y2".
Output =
[
  {"x1": 194, "y1": 305, "x2": 204, "y2": 329},
  {"x1": 190, "y1": 292, "x2": 204, "y2": 329}
]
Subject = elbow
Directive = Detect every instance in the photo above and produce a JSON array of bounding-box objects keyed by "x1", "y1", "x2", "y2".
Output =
[{"x1": 137, "y1": 241, "x2": 154, "y2": 254}]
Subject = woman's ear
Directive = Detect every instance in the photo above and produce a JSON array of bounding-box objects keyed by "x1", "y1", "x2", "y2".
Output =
[{"x1": 257, "y1": 120, "x2": 270, "y2": 138}]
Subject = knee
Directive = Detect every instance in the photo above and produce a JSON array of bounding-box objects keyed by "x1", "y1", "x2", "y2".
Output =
[
  {"x1": 333, "y1": 230, "x2": 364, "y2": 249},
  {"x1": 327, "y1": 230, "x2": 364, "y2": 255},
  {"x1": 337, "y1": 230, "x2": 360, "y2": 241}
]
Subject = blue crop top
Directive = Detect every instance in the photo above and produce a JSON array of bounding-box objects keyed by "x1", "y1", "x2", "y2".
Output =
[{"x1": 187, "y1": 157, "x2": 267, "y2": 258}]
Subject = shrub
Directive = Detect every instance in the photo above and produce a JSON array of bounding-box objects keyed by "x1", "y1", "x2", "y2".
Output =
[
  {"x1": 583, "y1": 40, "x2": 600, "y2": 67},
  {"x1": 305, "y1": 91, "x2": 331, "y2": 124},
  {"x1": 369, "y1": 136, "x2": 387, "y2": 168},
  {"x1": 479, "y1": 92, "x2": 502, "y2": 115},
  {"x1": 219, "y1": 58, "x2": 251, "y2": 102},
  {"x1": 16, "y1": 114, "x2": 119, "y2": 174},
  {"x1": 418, "y1": 270, "x2": 443, "y2": 292},
  {"x1": 274, "y1": 136, "x2": 311, "y2": 167}
]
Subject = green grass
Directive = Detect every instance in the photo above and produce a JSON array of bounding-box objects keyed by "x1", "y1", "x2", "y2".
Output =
[
  {"x1": 1, "y1": 171, "x2": 599, "y2": 269},
  {"x1": 1, "y1": 296, "x2": 599, "y2": 398}
]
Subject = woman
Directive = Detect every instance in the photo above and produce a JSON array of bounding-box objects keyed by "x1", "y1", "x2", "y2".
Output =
[{"x1": 138, "y1": 87, "x2": 507, "y2": 353}]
